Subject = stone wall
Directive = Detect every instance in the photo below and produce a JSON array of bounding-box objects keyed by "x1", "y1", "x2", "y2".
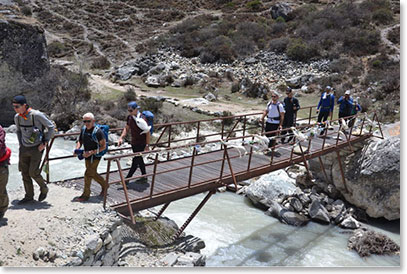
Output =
[{"x1": 64, "y1": 216, "x2": 123, "y2": 266}]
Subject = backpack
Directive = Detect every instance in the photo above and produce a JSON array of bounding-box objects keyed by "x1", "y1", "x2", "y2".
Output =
[
  {"x1": 81, "y1": 124, "x2": 109, "y2": 157},
  {"x1": 267, "y1": 101, "x2": 283, "y2": 120},
  {"x1": 141, "y1": 111, "x2": 154, "y2": 134}
]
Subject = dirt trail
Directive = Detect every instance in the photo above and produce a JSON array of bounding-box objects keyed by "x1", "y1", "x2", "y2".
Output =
[
  {"x1": 380, "y1": 24, "x2": 400, "y2": 62},
  {"x1": 88, "y1": 74, "x2": 264, "y2": 114}
]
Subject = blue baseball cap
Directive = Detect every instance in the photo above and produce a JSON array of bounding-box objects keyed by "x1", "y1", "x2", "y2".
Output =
[{"x1": 128, "y1": 101, "x2": 140, "y2": 110}]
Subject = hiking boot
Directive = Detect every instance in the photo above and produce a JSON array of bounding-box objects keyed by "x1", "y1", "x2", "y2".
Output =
[
  {"x1": 38, "y1": 187, "x2": 49, "y2": 202},
  {"x1": 136, "y1": 177, "x2": 148, "y2": 184},
  {"x1": 18, "y1": 197, "x2": 34, "y2": 205},
  {"x1": 0, "y1": 212, "x2": 4, "y2": 220},
  {"x1": 74, "y1": 196, "x2": 89, "y2": 202}
]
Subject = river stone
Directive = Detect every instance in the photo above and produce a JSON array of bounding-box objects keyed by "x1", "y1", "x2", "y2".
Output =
[
  {"x1": 204, "y1": 92, "x2": 216, "y2": 102},
  {"x1": 104, "y1": 234, "x2": 113, "y2": 245},
  {"x1": 339, "y1": 216, "x2": 360, "y2": 229},
  {"x1": 265, "y1": 200, "x2": 283, "y2": 219},
  {"x1": 175, "y1": 235, "x2": 205, "y2": 253},
  {"x1": 308, "y1": 200, "x2": 330, "y2": 224},
  {"x1": 245, "y1": 170, "x2": 296, "y2": 209},
  {"x1": 280, "y1": 209, "x2": 309, "y2": 226},
  {"x1": 289, "y1": 197, "x2": 303, "y2": 212},
  {"x1": 85, "y1": 235, "x2": 103, "y2": 254},
  {"x1": 160, "y1": 252, "x2": 179, "y2": 266}
]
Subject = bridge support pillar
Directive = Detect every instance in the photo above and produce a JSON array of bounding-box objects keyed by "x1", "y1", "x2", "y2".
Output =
[
  {"x1": 154, "y1": 202, "x2": 171, "y2": 221},
  {"x1": 172, "y1": 189, "x2": 216, "y2": 240}
]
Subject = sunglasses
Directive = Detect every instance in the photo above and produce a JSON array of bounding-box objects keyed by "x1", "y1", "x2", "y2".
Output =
[
  {"x1": 83, "y1": 120, "x2": 92, "y2": 123},
  {"x1": 271, "y1": 95, "x2": 277, "y2": 98},
  {"x1": 13, "y1": 105, "x2": 21, "y2": 109},
  {"x1": 128, "y1": 109, "x2": 134, "y2": 112}
]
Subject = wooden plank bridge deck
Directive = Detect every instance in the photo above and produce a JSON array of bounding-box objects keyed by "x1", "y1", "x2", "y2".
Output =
[{"x1": 61, "y1": 132, "x2": 370, "y2": 216}]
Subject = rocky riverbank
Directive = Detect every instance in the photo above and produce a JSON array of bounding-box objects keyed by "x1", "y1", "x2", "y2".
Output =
[
  {"x1": 0, "y1": 184, "x2": 206, "y2": 267},
  {"x1": 111, "y1": 48, "x2": 332, "y2": 99}
]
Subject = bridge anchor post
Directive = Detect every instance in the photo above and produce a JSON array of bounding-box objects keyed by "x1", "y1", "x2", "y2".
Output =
[
  {"x1": 172, "y1": 189, "x2": 216, "y2": 240},
  {"x1": 335, "y1": 150, "x2": 349, "y2": 193}
]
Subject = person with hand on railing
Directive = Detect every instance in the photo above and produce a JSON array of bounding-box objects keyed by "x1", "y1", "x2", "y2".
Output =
[
  {"x1": 117, "y1": 101, "x2": 150, "y2": 184},
  {"x1": 12, "y1": 95, "x2": 55, "y2": 204},
  {"x1": 261, "y1": 91, "x2": 285, "y2": 156},
  {"x1": 348, "y1": 98, "x2": 362, "y2": 129},
  {"x1": 74, "y1": 113, "x2": 109, "y2": 202},
  {"x1": 281, "y1": 87, "x2": 300, "y2": 144}
]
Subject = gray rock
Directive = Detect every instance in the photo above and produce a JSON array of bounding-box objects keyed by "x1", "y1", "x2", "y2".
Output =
[
  {"x1": 35, "y1": 247, "x2": 46, "y2": 258},
  {"x1": 176, "y1": 235, "x2": 205, "y2": 253},
  {"x1": 177, "y1": 252, "x2": 205, "y2": 266},
  {"x1": 280, "y1": 209, "x2": 309, "y2": 226},
  {"x1": 102, "y1": 250, "x2": 116, "y2": 266},
  {"x1": 289, "y1": 197, "x2": 303, "y2": 212},
  {"x1": 93, "y1": 260, "x2": 103, "y2": 266},
  {"x1": 116, "y1": 65, "x2": 139, "y2": 81},
  {"x1": 309, "y1": 200, "x2": 330, "y2": 224},
  {"x1": 145, "y1": 75, "x2": 163, "y2": 87},
  {"x1": 69, "y1": 257, "x2": 83, "y2": 266},
  {"x1": 265, "y1": 200, "x2": 283, "y2": 218},
  {"x1": 104, "y1": 234, "x2": 112, "y2": 245},
  {"x1": 85, "y1": 235, "x2": 103, "y2": 254},
  {"x1": 204, "y1": 92, "x2": 216, "y2": 102},
  {"x1": 82, "y1": 255, "x2": 95, "y2": 266},
  {"x1": 148, "y1": 63, "x2": 167, "y2": 75},
  {"x1": 245, "y1": 170, "x2": 296, "y2": 209},
  {"x1": 270, "y1": 2, "x2": 293, "y2": 21},
  {"x1": 339, "y1": 216, "x2": 360, "y2": 229},
  {"x1": 160, "y1": 252, "x2": 179, "y2": 266},
  {"x1": 245, "y1": 57, "x2": 257, "y2": 64},
  {"x1": 111, "y1": 226, "x2": 121, "y2": 241}
]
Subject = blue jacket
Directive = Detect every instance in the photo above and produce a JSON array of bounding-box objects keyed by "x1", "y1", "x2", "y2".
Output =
[
  {"x1": 337, "y1": 96, "x2": 354, "y2": 114},
  {"x1": 350, "y1": 103, "x2": 362, "y2": 115},
  {"x1": 317, "y1": 92, "x2": 335, "y2": 112}
]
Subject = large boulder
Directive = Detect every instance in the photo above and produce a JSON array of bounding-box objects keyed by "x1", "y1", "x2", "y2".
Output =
[
  {"x1": 333, "y1": 136, "x2": 400, "y2": 220},
  {"x1": 0, "y1": 13, "x2": 50, "y2": 126},
  {"x1": 270, "y1": 3, "x2": 293, "y2": 21},
  {"x1": 309, "y1": 132, "x2": 400, "y2": 221},
  {"x1": 245, "y1": 170, "x2": 296, "y2": 209}
]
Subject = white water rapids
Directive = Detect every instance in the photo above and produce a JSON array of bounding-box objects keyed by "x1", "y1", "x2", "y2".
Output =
[{"x1": 5, "y1": 133, "x2": 400, "y2": 266}]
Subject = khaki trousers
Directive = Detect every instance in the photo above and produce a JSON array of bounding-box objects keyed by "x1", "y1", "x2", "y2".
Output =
[
  {"x1": 19, "y1": 146, "x2": 47, "y2": 199},
  {"x1": 0, "y1": 165, "x2": 9, "y2": 214},
  {"x1": 83, "y1": 158, "x2": 108, "y2": 198}
]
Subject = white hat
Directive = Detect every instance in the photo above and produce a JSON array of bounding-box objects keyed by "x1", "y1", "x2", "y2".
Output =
[{"x1": 345, "y1": 90, "x2": 351, "y2": 95}]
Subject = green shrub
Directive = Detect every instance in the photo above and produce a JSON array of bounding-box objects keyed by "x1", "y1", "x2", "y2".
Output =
[
  {"x1": 246, "y1": 0, "x2": 263, "y2": 11},
  {"x1": 269, "y1": 37, "x2": 289, "y2": 53},
  {"x1": 371, "y1": 59, "x2": 383, "y2": 68},
  {"x1": 90, "y1": 56, "x2": 111, "y2": 70},
  {"x1": 124, "y1": 87, "x2": 137, "y2": 102},
  {"x1": 342, "y1": 28, "x2": 380, "y2": 56},
  {"x1": 47, "y1": 41, "x2": 71, "y2": 58},
  {"x1": 286, "y1": 39, "x2": 318, "y2": 61},
  {"x1": 275, "y1": 16, "x2": 286, "y2": 23},
  {"x1": 20, "y1": 5, "x2": 32, "y2": 16},
  {"x1": 200, "y1": 35, "x2": 236, "y2": 63},
  {"x1": 372, "y1": 8, "x2": 394, "y2": 25}
]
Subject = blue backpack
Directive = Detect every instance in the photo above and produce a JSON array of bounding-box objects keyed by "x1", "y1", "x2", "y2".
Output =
[
  {"x1": 141, "y1": 111, "x2": 154, "y2": 134},
  {"x1": 81, "y1": 124, "x2": 109, "y2": 157}
]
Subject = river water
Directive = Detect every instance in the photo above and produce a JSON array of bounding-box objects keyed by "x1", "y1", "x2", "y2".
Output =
[{"x1": 5, "y1": 133, "x2": 400, "y2": 267}]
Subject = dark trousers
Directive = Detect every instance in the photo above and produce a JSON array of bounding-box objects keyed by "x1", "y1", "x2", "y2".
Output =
[
  {"x1": 265, "y1": 122, "x2": 279, "y2": 148},
  {"x1": 282, "y1": 114, "x2": 295, "y2": 143},
  {"x1": 317, "y1": 111, "x2": 330, "y2": 123},
  {"x1": 126, "y1": 144, "x2": 146, "y2": 178},
  {"x1": 0, "y1": 165, "x2": 8, "y2": 215},
  {"x1": 18, "y1": 145, "x2": 47, "y2": 199}
]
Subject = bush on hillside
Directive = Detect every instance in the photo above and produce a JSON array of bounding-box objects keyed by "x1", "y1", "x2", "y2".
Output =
[
  {"x1": 342, "y1": 28, "x2": 380, "y2": 56},
  {"x1": 269, "y1": 37, "x2": 289, "y2": 53},
  {"x1": 246, "y1": 0, "x2": 263, "y2": 11},
  {"x1": 372, "y1": 8, "x2": 394, "y2": 25},
  {"x1": 286, "y1": 39, "x2": 318, "y2": 61},
  {"x1": 200, "y1": 35, "x2": 236, "y2": 63},
  {"x1": 90, "y1": 56, "x2": 111, "y2": 70}
]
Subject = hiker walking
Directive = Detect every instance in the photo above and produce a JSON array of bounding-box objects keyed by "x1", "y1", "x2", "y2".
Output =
[
  {"x1": 337, "y1": 90, "x2": 354, "y2": 121},
  {"x1": 13, "y1": 95, "x2": 54, "y2": 204},
  {"x1": 348, "y1": 98, "x2": 362, "y2": 128},
  {"x1": 74, "y1": 113, "x2": 109, "y2": 202},
  {"x1": 261, "y1": 92, "x2": 285, "y2": 156},
  {"x1": 316, "y1": 86, "x2": 335, "y2": 123},
  {"x1": 281, "y1": 87, "x2": 300, "y2": 144},
  {"x1": 0, "y1": 125, "x2": 11, "y2": 220},
  {"x1": 118, "y1": 101, "x2": 150, "y2": 184}
]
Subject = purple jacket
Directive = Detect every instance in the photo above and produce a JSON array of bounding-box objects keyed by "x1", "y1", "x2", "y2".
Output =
[{"x1": 0, "y1": 126, "x2": 7, "y2": 164}]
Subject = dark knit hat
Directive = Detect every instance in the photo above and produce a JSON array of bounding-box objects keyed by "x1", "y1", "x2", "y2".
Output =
[{"x1": 12, "y1": 95, "x2": 27, "y2": 105}]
